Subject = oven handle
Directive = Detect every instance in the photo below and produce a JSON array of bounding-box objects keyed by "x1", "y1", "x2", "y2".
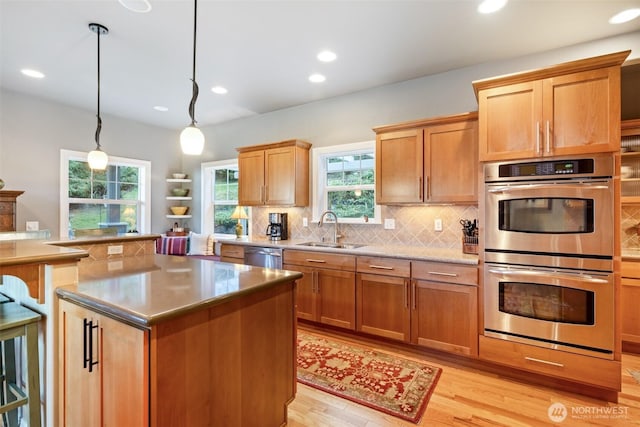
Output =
[
  {"x1": 487, "y1": 268, "x2": 609, "y2": 284},
  {"x1": 487, "y1": 182, "x2": 610, "y2": 193}
]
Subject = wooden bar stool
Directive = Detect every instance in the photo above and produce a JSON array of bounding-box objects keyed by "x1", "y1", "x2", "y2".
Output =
[{"x1": 0, "y1": 303, "x2": 41, "y2": 427}]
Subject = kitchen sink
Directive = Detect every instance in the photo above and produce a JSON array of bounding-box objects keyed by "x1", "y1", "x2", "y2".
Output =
[{"x1": 297, "y1": 241, "x2": 365, "y2": 249}]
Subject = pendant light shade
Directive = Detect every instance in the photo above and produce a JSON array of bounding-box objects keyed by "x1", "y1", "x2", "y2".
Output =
[
  {"x1": 180, "y1": 0, "x2": 204, "y2": 155},
  {"x1": 87, "y1": 149, "x2": 108, "y2": 170},
  {"x1": 88, "y1": 23, "x2": 109, "y2": 170},
  {"x1": 180, "y1": 125, "x2": 205, "y2": 155}
]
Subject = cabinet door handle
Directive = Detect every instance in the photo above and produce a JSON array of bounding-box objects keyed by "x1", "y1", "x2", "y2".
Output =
[
  {"x1": 83, "y1": 318, "x2": 99, "y2": 373},
  {"x1": 314, "y1": 271, "x2": 319, "y2": 293},
  {"x1": 305, "y1": 259, "x2": 326, "y2": 264},
  {"x1": 264, "y1": 185, "x2": 268, "y2": 203},
  {"x1": 418, "y1": 176, "x2": 424, "y2": 201},
  {"x1": 536, "y1": 121, "x2": 541, "y2": 154},
  {"x1": 524, "y1": 356, "x2": 564, "y2": 368},
  {"x1": 369, "y1": 265, "x2": 394, "y2": 270},
  {"x1": 424, "y1": 176, "x2": 429, "y2": 200},
  {"x1": 83, "y1": 318, "x2": 89, "y2": 370},
  {"x1": 427, "y1": 271, "x2": 457, "y2": 277},
  {"x1": 403, "y1": 279, "x2": 408, "y2": 309},
  {"x1": 546, "y1": 120, "x2": 551, "y2": 153},
  {"x1": 412, "y1": 280, "x2": 416, "y2": 310}
]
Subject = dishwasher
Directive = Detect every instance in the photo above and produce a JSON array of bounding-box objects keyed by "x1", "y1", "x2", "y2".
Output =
[{"x1": 243, "y1": 246, "x2": 283, "y2": 269}]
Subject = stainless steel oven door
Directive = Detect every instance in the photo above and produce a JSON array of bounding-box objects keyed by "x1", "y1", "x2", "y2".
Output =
[
  {"x1": 485, "y1": 178, "x2": 613, "y2": 258},
  {"x1": 484, "y1": 264, "x2": 614, "y2": 359}
]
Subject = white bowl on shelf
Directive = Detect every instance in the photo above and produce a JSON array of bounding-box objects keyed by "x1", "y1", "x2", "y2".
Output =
[{"x1": 172, "y1": 173, "x2": 187, "y2": 179}]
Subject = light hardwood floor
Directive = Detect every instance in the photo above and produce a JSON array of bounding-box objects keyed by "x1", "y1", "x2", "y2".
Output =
[{"x1": 288, "y1": 326, "x2": 640, "y2": 426}]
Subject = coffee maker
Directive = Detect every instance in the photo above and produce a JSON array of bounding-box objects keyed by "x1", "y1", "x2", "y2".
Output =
[{"x1": 266, "y1": 212, "x2": 288, "y2": 241}]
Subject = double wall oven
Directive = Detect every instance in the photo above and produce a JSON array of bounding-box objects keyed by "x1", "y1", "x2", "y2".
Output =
[{"x1": 483, "y1": 154, "x2": 615, "y2": 359}]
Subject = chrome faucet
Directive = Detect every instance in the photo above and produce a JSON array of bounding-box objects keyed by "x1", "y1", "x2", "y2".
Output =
[{"x1": 318, "y1": 210, "x2": 340, "y2": 244}]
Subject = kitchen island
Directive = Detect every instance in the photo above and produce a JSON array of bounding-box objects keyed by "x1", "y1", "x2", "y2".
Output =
[{"x1": 57, "y1": 254, "x2": 302, "y2": 427}]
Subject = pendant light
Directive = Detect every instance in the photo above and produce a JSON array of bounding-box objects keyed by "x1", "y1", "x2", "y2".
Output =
[
  {"x1": 180, "y1": 0, "x2": 205, "y2": 155},
  {"x1": 87, "y1": 23, "x2": 109, "y2": 170}
]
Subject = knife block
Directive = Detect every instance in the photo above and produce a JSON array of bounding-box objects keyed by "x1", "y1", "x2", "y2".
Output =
[{"x1": 462, "y1": 232, "x2": 478, "y2": 255}]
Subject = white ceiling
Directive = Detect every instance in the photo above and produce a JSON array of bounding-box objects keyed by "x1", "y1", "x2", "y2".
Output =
[{"x1": 1, "y1": 0, "x2": 639, "y2": 130}]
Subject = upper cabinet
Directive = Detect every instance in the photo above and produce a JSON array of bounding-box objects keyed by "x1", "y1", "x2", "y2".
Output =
[
  {"x1": 237, "y1": 139, "x2": 311, "y2": 206},
  {"x1": 621, "y1": 119, "x2": 640, "y2": 204},
  {"x1": 373, "y1": 112, "x2": 478, "y2": 205},
  {"x1": 473, "y1": 50, "x2": 630, "y2": 162}
]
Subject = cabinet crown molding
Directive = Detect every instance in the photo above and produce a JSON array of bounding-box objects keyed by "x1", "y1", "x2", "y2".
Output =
[
  {"x1": 472, "y1": 50, "x2": 631, "y2": 99},
  {"x1": 373, "y1": 111, "x2": 478, "y2": 134},
  {"x1": 236, "y1": 139, "x2": 311, "y2": 153}
]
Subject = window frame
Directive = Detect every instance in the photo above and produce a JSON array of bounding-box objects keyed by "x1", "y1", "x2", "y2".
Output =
[
  {"x1": 201, "y1": 159, "x2": 248, "y2": 238},
  {"x1": 60, "y1": 149, "x2": 151, "y2": 238},
  {"x1": 311, "y1": 141, "x2": 380, "y2": 225}
]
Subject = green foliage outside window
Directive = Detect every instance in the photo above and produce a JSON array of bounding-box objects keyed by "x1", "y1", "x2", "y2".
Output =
[
  {"x1": 212, "y1": 168, "x2": 245, "y2": 235},
  {"x1": 325, "y1": 153, "x2": 375, "y2": 220},
  {"x1": 68, "y1": 160, "x2": 140, "y2": 234}
]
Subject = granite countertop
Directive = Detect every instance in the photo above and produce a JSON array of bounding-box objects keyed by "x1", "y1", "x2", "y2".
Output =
[
  {"x1": 0, "y1": 239, "x2": 88, "y2": 266},
  {"x1": 219, "y1": 237, "x2": 479, "y2": 265},
  {"x1": 623, "y1": 249, "x2": 640, "y2": 261},
  {"x1": 56, "y1": 254, "x2": 303, "y2": 327},
  {"x1": 47, "y1": 233, "x2": 161, "y2": 246}
]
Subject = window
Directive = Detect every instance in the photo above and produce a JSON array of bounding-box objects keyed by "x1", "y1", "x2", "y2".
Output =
[
  {"x1": 60, "y1": 150, "x2": 151, "y2": 238},
  {"x1": 312, "y1": 141, "x2": 380, "y2": 224},
  {"x1": 201, "y1": 159, "x2": 247, "y2": 237}
]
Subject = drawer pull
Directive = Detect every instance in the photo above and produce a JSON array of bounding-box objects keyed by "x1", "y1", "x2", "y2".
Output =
[
  {"x1": 305, "y1": 259, "x2": 326, "y2": 263},
  {"x1": 524, "y1": 356, "x2": 564, "y2": 368},
  {"x1": 369, "y1": 265, "x2": 394, "y2": 270},
  {"x1": 427, "y1": 271, "x2": 458, "y2": 277}
]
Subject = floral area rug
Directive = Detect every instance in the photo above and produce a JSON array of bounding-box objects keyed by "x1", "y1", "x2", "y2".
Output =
[{"x1": 297, "y1": 331, "x2": 441, "y2": 423}]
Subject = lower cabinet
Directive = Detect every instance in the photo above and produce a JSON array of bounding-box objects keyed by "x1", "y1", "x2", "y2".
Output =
[
  {"x1": 479, "y1": 335, "x2": 621, "y2": 392},
  {"x1": 59, "y1": 279, "x2": 297, "y2": 426},
  {"x1": 356, "y1": 256, "x2": 478, "y2": 356},
  {"x1": 411, "y1": 261, "x2": 478, "y2": 356},
  {"x1": 58, "y1": 299, "x2": 148, "y2": 426},
  {"x1": 284, "y1": 249, "x2": 356, "y2": 330},
  {"x1": 220, "y1": 243, "x2": 245, "y2": 263},
  {"x1": 356, "y1": 256, "x2": 411, "y2": 341},
  {"x1": 622, "y1": 261, "x2": 640, "y2": 351}
]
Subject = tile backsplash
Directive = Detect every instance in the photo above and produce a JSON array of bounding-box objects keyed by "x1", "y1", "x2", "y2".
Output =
[{"x1": 251, "y1": 205, "x2": 478, "y2": 249}]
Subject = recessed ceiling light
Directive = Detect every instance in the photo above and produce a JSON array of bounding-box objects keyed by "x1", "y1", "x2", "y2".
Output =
[
  {"x1": 309, "y1": 73, "x2": 326, "y2": 83},
  {"x1": 211, "y1": 86, "x2": 228, "y2": 95},
  {"x1": 609, "y1": 8, "x2": 640, "y2": 24},
  {"x1": 153, "y1": 106, "x2": 169, "y2": 112},
  {"x1": 477, "y1": 0, "x2": 508, "y2": 14},
  {"x1": 317, "y1": 50, "x2": 337, "y2": 62},
  {"x1": 118, "y1": 0, "x2": 151, "y2": 13},
  {"x1": 21, "y1": 68, "x2": 45, "y2": 79}
]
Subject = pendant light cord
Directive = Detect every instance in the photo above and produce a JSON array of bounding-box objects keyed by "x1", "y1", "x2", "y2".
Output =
[
  {"x1": 95, "y1": 26, "x2": 103, "y2": 149},
  {"x1": 187, "y1": 0, "x2": 199, "y2": 126}
]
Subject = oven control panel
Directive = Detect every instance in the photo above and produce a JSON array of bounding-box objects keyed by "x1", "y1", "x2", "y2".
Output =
[
  {"x1": 499, "y1": 159, "x2": 593, "y2": 178},
  {"x1": 484, "y1": 155, "x2": 614, "y2": 182}
]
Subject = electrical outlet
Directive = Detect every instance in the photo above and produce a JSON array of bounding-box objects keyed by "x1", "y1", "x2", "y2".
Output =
[
  {"x1": 434, "y1": 218, "x2": 443, "y2": 232},
  {"x1": 107, "y1": 245, "x2": 123, "y2": 255},
  {"x1": 384, "y1": 218, "x2": 396, "y2": 230},
  {"x1": 26, "y1": 221, "x2": 39, "y2": 231},
  {"x1": 302, "y1": 217, "x2": 308, "y2": 227}
]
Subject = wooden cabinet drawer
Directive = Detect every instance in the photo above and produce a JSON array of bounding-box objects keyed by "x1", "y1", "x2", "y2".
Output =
[
  {"x1": 479, "y1": 335, "x2": 620, "y2": 390},
  {"x1": 412, "y1": 261, "x2": 477, "y2": 286},
  {"x1": 283, "y1": 250, "x2": 355, "y2": 271},
  {"x1": 356, "y1": 256, "x2": 410, "y2": 277},
  {"x1": 220, "y1": 244, "x2": 244, "y2": 259}
]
